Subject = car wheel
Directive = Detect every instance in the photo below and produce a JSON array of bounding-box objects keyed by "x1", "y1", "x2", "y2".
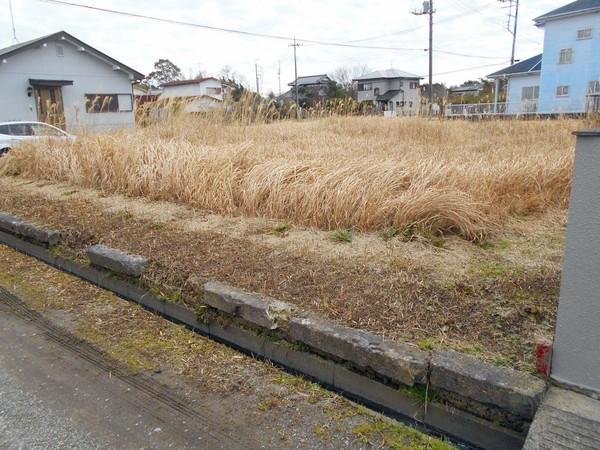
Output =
[{"x1": 0, "y1": 148, "x2": 10, "y2": 156}]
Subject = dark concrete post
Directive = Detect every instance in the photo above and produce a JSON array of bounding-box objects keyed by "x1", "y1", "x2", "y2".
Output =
[{"x1": 552, "y1": 129, "x2": 600, "y2": 394}]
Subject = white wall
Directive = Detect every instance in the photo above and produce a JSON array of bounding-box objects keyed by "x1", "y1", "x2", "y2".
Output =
[
  {"x1": 0, "y1": 37, "x2": 136, "y2": 132},
  {"x1": 160, "y1": 79, "x2": 224, "y2": 101},
  {"x1": 506, "y1": 73, "x2": 541, "y2": 114}
]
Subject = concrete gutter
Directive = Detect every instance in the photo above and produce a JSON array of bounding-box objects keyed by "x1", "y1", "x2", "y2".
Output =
[{"x1": 0, "y1": 213, "x2": 547, "y2": 450}]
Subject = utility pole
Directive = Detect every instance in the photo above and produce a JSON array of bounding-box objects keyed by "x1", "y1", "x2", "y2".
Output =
[
  {"x1": 255, "y1": 62, "x2": 260, "y2": 95},
  {"x1": 412, "y1": 1, "x2": 435, "y2": 115},
  {"x1": 289, "y1": 37, "x2": 302, "y2": 119},
  {"x1": 499, "y1": 0, "x2": 520, "y2": 65},
  {"x1": 277, "y1": 61, "x2": 281, "y2": 96},
  {"x1": 9, "y1": 0, "x2": 18, "y2": 43}
]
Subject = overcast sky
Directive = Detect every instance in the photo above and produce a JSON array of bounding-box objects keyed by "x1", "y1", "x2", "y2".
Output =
[{"x1": 1, "y1": 0, "x2": 559, "y2": 94}]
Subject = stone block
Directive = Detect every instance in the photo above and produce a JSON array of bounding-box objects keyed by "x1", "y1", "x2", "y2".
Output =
[
  {"x1": 203, "y1": 281, "x2": 292, "y2": 330},
  {"x1": 0, "y1": 212, "x2": 60, "y2": 246},
  {"x1": 430, "y1": 350, "x2": 547, "y2": 419},
  {"x1": 87, "y1": 244, "x2": 147, "y2": 277},
  {"x1": 288, "y1": 316, "x2": 428, "y2": 386}
]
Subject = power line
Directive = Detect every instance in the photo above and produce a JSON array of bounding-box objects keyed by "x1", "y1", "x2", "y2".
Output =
[
  {"x1": 433, "y1": 60, "x2": 509, "y2": 76},
  {"x1": 38, "y1": 0, "x2": 425, "y2": 52}
]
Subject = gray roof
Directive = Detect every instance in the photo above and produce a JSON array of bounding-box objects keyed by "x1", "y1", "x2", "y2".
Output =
[
  {"x1": 376, "y1": 90, "x2": 403, "y2": 101},
  {"x1": 488, "y1": 54, "x2": 542, "y2": 78},
  {"x1": 0, "y1": 31, "x2": 144, "y2": 80},
  {"x1": 354, "y1": 69, "x2": 423, "y2": 81},
  {"x1": 450, "y1": 82, "x2": 483, "y2": 93},
  {"x1": 288, "y1": 74, "x2": 331, "y2": 87},
  {"x1": 535, "y1": 0, "x2": 600, "y2": 24}
]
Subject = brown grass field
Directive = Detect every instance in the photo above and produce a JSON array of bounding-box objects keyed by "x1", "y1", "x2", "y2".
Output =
[
  {"x1": 0, "y1": 114, "x2": 594, "y2": 371},
  {"x1": 0, "y1": 114, "x2": 585, "y2": 239}
]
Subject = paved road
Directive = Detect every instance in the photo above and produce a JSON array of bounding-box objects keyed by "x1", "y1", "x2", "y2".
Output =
[{"x1": 0, "y1": 287, "x2": 256, "y2": 450}]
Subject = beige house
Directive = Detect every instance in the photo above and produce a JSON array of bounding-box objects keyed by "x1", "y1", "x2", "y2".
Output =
[
  {"x1": 353, "y1": 69, "x2": 422, "y2": 116},
  {"x1": 159, "y1": 77, "x2": 224, "y2": 112}
]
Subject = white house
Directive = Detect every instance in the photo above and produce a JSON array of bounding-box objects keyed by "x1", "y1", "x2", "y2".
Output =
[
  {"x1": 353, "y1": 69, "x2": 422, "y2": 116},
  {"x1": 0, "y1": 31, "x2": 144, "y2": 132},
  {"x1": 483, "y1": 0, "x2": 600, "y2": 116},
  {"x1": 159, "y1": 77, "x2": 224, "y2": 112}
]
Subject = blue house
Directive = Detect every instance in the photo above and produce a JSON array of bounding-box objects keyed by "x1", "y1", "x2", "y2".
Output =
[{"x1": 487, "y1": 0, "x2": 600, "y2": 115}]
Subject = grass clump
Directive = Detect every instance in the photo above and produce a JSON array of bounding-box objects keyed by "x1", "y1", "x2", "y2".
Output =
[
  {"x1": 332, "y1": 229, "x2": 353, "y2": 243},
  {"x1": 353, "y1": 419, "x2": 456, "y2": 450}
]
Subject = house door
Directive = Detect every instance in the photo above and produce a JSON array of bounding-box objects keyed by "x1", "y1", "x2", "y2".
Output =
[{"x1": 35, "y1": 86, "x2": 66, "y2": 130}]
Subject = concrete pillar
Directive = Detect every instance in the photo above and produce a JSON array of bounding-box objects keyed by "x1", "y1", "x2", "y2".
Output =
[{"x1": 552, "y1": 129, "x2": 600, "y2": 394}]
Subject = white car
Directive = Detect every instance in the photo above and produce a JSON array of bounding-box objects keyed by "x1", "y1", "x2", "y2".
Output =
[{"x1": 0, "y1": 121, "x2": 74, "y2": 155}]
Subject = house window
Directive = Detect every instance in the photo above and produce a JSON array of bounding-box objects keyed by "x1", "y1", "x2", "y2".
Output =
[
  {"x1": 56, "y1": 45, "x2": 64, "y2": 57},
  {"x1": 559, "y1": 48, "x2": 573, "y2": 64},
  {"x1": 206, "y1": 87, "x2": 222, "y2": 95},
  {"x1": 409, "y1": 82, "x2": 418, "y2": 89},
  {"x1": 117, "y1": 94, "x2": 133, "y2": 112},
  {"x1": 85, "y1": 94, "x2": 132, "y2": 113},
  {"x1": 374, "y1": 87, "x2": 380, "y2": 96},
  {"x1": 357, "y1": 83, "x2": 372, "y2": 91},
  {"x1": 556, "y1": 85, "x2": 570, "y2": 97},
  {"x1": 590, "y1": 81, "x2": 600, "y2": 94},
  {"x1": 521, "y1": 86, "x2": 539, "y2": 101},
  {"x1": 577, "y1": 28, "x2": 593, "y2": 40}
]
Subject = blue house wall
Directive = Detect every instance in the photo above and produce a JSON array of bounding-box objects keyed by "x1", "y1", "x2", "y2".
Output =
[{"x1": 538, "y1": 12, "x2": 600, "y2": 113}]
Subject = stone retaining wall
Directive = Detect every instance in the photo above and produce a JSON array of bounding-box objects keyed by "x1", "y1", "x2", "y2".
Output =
[{"x1": 0, "y1": 211, "x2": 548, "y2": 450}]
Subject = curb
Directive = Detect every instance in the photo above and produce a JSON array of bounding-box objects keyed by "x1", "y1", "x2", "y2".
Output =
[{"x1": 0, "y1": 216, "x2": 542, "y2": 450}]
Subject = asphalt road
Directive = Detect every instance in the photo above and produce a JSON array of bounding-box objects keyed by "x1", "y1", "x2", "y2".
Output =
[{"x1": 0, "y1": 287, "x2": 255, "y2": 450}]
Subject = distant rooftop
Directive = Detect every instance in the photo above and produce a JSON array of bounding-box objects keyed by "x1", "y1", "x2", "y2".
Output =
[
  {"x1": 161, "y1": 77, "x2": 219, "y2": 87},
  {"x1": 288, "y1": 74, "x2": 330, "y2": 87},
  {"x1": 534, "y1": 0, "x2": 600, "y2": 25},
  {"x1": 353, "y1": 69, "x2": 423, "y2": 81},
  {"x1": 488, "y1": 54, "x2": 542, "y2": 78}
]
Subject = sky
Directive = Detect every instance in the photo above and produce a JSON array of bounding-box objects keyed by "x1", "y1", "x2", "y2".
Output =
[{"x1": 0, "y1": 0, "x2": 559, "y2": 94}]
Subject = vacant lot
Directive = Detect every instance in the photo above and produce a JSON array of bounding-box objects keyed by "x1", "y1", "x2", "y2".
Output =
[
  {"x1": 0, "y1": 115, "x2": 587, "y2": 371},
  {"x1": 0, "y1": 115, "x2": 580, "y2": 239}
]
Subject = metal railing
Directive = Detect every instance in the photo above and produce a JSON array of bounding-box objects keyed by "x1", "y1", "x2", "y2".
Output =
[{"x1": 445, "y1": 101, "x2": 539, "y2": 117}]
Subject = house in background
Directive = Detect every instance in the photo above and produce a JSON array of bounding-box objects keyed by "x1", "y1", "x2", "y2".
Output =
[
  {"x1": 281, "y1": 74, "x2": 333, "y2": 107},
  {"x1": 449, "y1": 81, "x2": 484, "y2": 98},
  {"x1": 159, "y1": 77, "x2": 224, "y2": 112},
  {"x1": 0, "y1": 31, "x2": 143, "y2": 131},
  {"x1": 353, "y1": 69, "x2": 422, "y2": 116},
  {"x1": 483, "y1": 0, "x2": 600, "y2": 116}
]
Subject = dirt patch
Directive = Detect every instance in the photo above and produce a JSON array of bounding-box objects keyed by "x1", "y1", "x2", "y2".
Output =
[{"x1": 0, "y1": 176, "x2": 563, "y2": 371}]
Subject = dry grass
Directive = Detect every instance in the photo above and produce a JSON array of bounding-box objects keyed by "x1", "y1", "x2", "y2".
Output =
[{"x1": 0, "y1": 113, "x2": 583, "y2": 239}]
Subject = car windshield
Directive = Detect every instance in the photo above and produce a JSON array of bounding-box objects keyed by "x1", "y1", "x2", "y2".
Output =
[{"x1": 30, "y1": 123, "x2": 66, "y2": 137}]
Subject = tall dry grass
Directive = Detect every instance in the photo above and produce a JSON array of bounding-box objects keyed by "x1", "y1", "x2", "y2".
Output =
[{"x1": 0, "y1": 110, "x2": 582, "y2": 239}]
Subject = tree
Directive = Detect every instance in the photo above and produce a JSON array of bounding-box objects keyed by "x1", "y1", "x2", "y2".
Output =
[
  {"x1": 329, "y1": 65, "x2": 371, "y2": 98},
  {"x1": 140, "y1": 59, "x2": 183, "y2": 89},
  {"x1": 219, "y1": 65, "x2": 247, "y2": 102}
]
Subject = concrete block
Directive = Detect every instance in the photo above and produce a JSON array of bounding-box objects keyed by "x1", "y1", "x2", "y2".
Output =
[
  {"x1": 524, "y1": 387, "x2": 600, "y2": 450},
  {"x1": 87, "y1": 245, "x2": 147, "y2": 277},
  {"x1": 425, "y1": 401, "x2": 525, "y2": 450},
  {"x1": 333, "y1": 365, "x2": 424, "y2": 420},
  {"x1": 288, "y1": 316, "x2": 428, "y2": 386},
  {"x1": 208, "y1": 320, "x2": 267, "y2": 357},
  {"x1": 0, "y1": 213, "x2": 60, "y2": 246},
  {"x1": 203, "y1": 281, "x2": 292, "y2": 330},
  {"x1": 430, "y1": 350, "x2": 546, "y2": 419}
]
